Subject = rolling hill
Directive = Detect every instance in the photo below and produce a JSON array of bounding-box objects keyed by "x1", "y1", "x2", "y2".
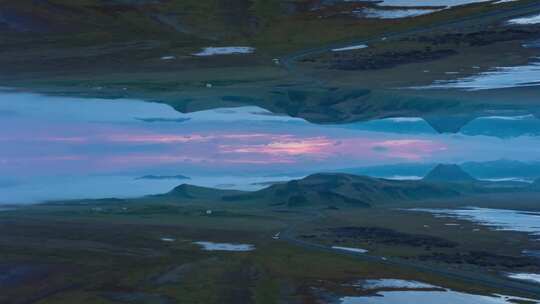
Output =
[
  {"x1": 220, "y1": 173, "x2": 463, "y2": 208},
  {"x1": 423, "y1": 164, "x2": 477, "y2": 183}
]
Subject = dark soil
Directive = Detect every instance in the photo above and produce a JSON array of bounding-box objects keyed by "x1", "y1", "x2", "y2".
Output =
[{"x1": 327, "y1": 226, "x2": 458, "y2": 248}]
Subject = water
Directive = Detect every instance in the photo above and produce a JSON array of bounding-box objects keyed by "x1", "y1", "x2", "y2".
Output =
[
  {"x1": 340, "y1": 290, "x2": 538, "y2": 304},
  {"x1": 193, "y1": 241, "x2": 255, "y2": 252},
  {"x1": 409, "y1": 208, "x2": 540, "y2": 237},
  {"x1": 362, "y1": 0, "x2": 514, "y2": 7},
  {"x1": 415, "y1": 59, "x2": 540, "y2": 90},
  {"x1": 1, "y1": 91, "x2": 540, "y2": 203},
  {"x1": 359, "y1": 8, "x2": 440, "y2": 19},
  {"x1": 507, "y1": 273, "x2": 540, "y2": 284},
  {"x1": 508, "y1": 13, "x2": 540, "y2": 25},
  {"x1": 332, "y1": 44, "x2": 368, "y2": 52},
  {"x1": 357, "y1": 279, "x2": 437, "y2": 290},
  {"x1": 340, "y1": 278, "x2": 539, "y2": 303},
  {"x1": 350, "y1": 0, "x2": 515, "y2": 19},
  {"x1": 331, "y1": 246, "x2": 369, "y2": 253},
  {"x1": 192, "y1": 47, "x2": 255, "y2": 56}
]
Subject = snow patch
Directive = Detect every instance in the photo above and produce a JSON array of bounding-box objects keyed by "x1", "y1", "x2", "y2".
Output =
[
  {"x1": 194, "y1": 241, "x2": 255, "y2": 252},
  {"x1": 332, "y1": 246, "x2": 368, "y2": 253},
  {"x1": 192, "y1": 47, "x2": 255, "y2": 56}
]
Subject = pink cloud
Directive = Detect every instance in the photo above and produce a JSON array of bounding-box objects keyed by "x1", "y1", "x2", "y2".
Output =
[
  {"x1": 104, "y1": 133, "x2": 296, "y2": 144},
  {"x1": 38, "y1": 136, "x2": 88, "y2": 143},
  {"x1": 222, "y1": 158, "x2": 295, "y2": 164},
  {"x1": 219, "y1": 137, "x2": 335, "y2": 157},
  {"x1": 102, "y1": 154, "x2": 211, "y2": 164},
  {"x1": 105, "y1": 134, "x2": 210, "y2": 144}
]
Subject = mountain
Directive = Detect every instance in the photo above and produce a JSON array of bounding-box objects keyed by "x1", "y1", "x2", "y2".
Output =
[
  {"x1": 423, "y1": 115, "x2": 476, "y2": 134},
  {"x1": 221, "y1": 173, "x2": 462, "y2": 208},
  {"x1": 335, "y1": 163, "x2": 436, "y2": 180},
  {"x1": 460, "y1": 114, "x2": 540, "y2": 138},
  {"x1": 423, "y1": 164, "x2": 476, "y2": 183},
  {"x1": 462, "y1": 160, "x2": 540, "y2": 181},
  {"x1": 153, "y1": 184, "x2": 241, "y2": 202},
  {"x1": 124, "y1": 173, "x2": 534, "y2": 208}
]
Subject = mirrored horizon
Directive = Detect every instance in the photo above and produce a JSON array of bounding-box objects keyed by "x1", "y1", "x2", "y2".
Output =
[{"x1": 1, "y1": 91, "x2": 540, "y2": 203}]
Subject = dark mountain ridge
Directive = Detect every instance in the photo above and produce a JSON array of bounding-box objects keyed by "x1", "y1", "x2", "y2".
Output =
[
  {"x1": 423, "y1": 164, "x2": 477, "y2": 183},
  {"x1": 211, "y1": 173, "x2": 465, "y2": 208}
]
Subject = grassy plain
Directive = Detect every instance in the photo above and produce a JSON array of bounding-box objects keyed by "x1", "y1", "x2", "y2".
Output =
[{"x1": 1, "y1": 174, "x2": 539, "y2": 303}]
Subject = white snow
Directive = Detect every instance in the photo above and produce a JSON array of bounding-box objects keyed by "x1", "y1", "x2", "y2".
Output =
[
  {"x1": 194, "y1": 241, "x2": 255, "y2": 252},
  {"x1": 192, "y1": 47, "x2": 255, "y2": 56},
  {"x1": 359, "y1": 279, "x2": 438, "y2": 290},
  {"x1": 408, "y1": 207, "x2": 540, "y2": 237},
  {"x1": 508, "y1": 13, "x2": 540, "y2": 25},
  {"x1": 332, "y1": 246, "x2": 368, "y2": 253},
  {"x1": 349, "y1": 0, "x2": 518, "y2": 20},
  {"x1": 415, "y1": 59, "x2": 540, "y2": 90},
  {"x1": 332, "y1": 44, "x2": 368, "y2": 52},
  {"x1": 507, "y1": 273, "x2": 540, "y2": 284},
  {"x1": 359, "y1": 8, "x2": 440, "y2": 19},
  {"x1": 340, "y1": 290, "x2": 538, "y2": 304},
  {"x1": 341, "y1": 277, "x2": 538, "y2": 304}
]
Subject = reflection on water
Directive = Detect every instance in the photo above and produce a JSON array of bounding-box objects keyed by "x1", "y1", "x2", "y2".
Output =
[
  {"x1": 508, "y1": 13, "x2": 540, "y2": 25},
  {"x1": 508, "y1": 273, "x2": 540, "y2": 285},
  {"x1": 351, "y1": 0, "x2": 513, "y2": 19},
  {"x1": 352, "y1": 0, "x2": 508, "y2": 19},
  {"x1": 193, "y1": 241, "x2": 255, "y2": 252},
  {"x1": 366, "y1": 0, "x2": 508, "y2": 7},
  {"x1": 417, "y1": 59, "x2": 540, "y2": 91},
  {"x1": 339, "y1": 279, "x2": 538, "y2": 304},
  {"x1": 340, "y1": 290, "x2": 537, "y2": 304},
  {"x1": 409, "y1": 208, "x2": 540, "y2": 236},
  {"x1": 1, "y1": 92, "x2": 540, "y2": 203},
  {"x1": 356, "y1": 8, "x2": 440, "y2": 19},
  {"x1": 356, "y1": 279, "x2": 436, "y2": 290},
  {"x1": 331, "y1": 246, "x2": 369, "y2": 253},
  {"x1": 340, "y1": 279, "x2": 538, "y2": 303}
]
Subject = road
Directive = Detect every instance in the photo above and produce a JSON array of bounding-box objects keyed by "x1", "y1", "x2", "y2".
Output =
[
  {"x1": 275, "y1": 5, "x2": 540, "y2": 296},
  {"x1": 280, "y1": 1, "x2": 540, "y2": 71},
  {"x1": 278, "y1": 210, "x2": 540, "y2": 299}
]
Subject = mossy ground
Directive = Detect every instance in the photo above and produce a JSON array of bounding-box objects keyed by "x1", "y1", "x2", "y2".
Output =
[{"x1": 1, "y1": 188, "x2": 539, "y2": 303}]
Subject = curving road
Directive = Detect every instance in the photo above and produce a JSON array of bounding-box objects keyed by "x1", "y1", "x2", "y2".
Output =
[
  {"x1": 273, "y1": 1, "x2": 540, "y2": 298},
  {"x1": 278, "y1": 210, "x2": 540, "y2": 299},
  {"x1": 279, "y1": 1, "x2": 540, "y2": 71}
]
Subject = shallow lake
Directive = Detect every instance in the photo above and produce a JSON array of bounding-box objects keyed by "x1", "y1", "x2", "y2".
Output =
[
  {"x1": 409, "y1": 207, "x2": 540, "y2": 236},
  {"x1": 418, "y1": 59, "x2": 540, "y2": 90},
  {"x1": 193, "y1": 241, "x2": 255, "y2": 252},
  {"x1": 340, "y1": 279, "x2": 539, "y2": 304},
  {"x1": 340, "y1": 290, "x2": 537, "y2": 304},
  {"x1": 368, "y1": 0, "x2": 514, "y2": 7}
]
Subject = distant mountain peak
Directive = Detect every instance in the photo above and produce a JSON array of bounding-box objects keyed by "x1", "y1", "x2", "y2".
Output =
[
  {"x1": 222, "y1": 173, "x2": 463, "y2": 208},
  {"x1": 423, "y1": 115, "x2": 476, "y2": 133},
  {"x1": 167, "y1": 184, "x2": 197, "y2": 199},
  {"x1": 424, "y1": 164, "x2": 476, "y2": 182}
]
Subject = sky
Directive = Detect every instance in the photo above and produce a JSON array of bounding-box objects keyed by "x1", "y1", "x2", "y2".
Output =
[{"x1": 1, "y1": 91, "x2": 540, "y2": 203}]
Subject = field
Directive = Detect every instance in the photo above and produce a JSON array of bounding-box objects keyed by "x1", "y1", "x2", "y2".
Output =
[
  {"x1": 2, "y1": 1, "x2": 540, "y2": 302},
  {"x1": 1, "y1": 1, "x2": 540, "y2": 125},
  {"x1": 1, "y1": 175, "x2": 539, "y2": 303}
]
